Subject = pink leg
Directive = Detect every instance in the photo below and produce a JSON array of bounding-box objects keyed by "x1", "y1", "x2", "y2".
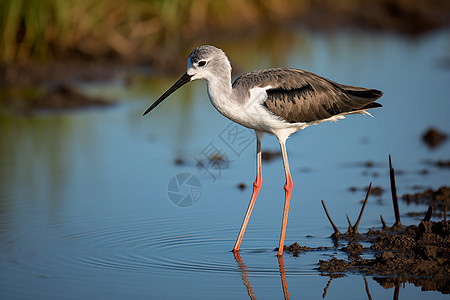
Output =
[
  {"x1": 277, "y1": 140, "x2": 293, "y2": 257},
  {"x1": 233, "y1": 132, "x2": 263, "y2": 253}
]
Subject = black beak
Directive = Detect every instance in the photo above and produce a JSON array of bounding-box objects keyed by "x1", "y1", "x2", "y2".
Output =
[{"x1": 143, "y1": 73, "x2": 193, "y2": 116}]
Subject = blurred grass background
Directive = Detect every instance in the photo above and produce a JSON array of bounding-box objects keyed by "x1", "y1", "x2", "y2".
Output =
[
  {"x1": 0, "y1": 0, "x2": 302, "y2": 63},
  {"x1": 1, "y1": 0, "x2": 449, "y2": 64}
]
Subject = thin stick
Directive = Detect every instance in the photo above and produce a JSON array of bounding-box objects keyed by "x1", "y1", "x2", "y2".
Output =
[
  {"x1": 444, "y1": 205, "x2": 447, "y2": 222},
  {"x1": 389, "y1": 155, "x2": 401, "y2": 227},
  {"x1": 363, "y1": 276, "x2": 372, "y2": 300},
  {"x1": 380, "y1": 214, "x2": 388, "y2": 230},
  {"x1": 394, "y1": 284, "x2": 400, "y2": 300},
  {"x1": 321, "y1": 200, "x2": 341, "y2": 237},
  {"x1": 346, "y1": 214, "x2": 353, "y2": 234},
  {"x1": 422, "y1": 205, "x2": 432, "y2": 222},
  {"x1": 353, "y1": 182, "x2": 372, "y2": 233},
  {"x1": 322, "y1": 277, "x2": 333, "y2": 298}
]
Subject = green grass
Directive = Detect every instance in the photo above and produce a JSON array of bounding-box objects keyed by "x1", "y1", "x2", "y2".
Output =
[
  {"x1": 0, "y1": 0, "x2": 445, "y2": 63},
  {"x1": 0, "y1": 0, "x2": 315, "y2": 62}
]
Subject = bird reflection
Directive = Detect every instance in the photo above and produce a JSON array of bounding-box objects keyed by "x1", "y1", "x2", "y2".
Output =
[
  {"x1": 233, "y1": 252, "x2": 290, "y2": 299},
  {"x1": 277, "y1": 256, "x2": 290, "y2": 300},
  {"x1": 233, "y1": 252, "x2": 256, "y2": 300}
]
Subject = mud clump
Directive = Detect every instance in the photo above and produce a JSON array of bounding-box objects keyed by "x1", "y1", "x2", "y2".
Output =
[
  {"x1": 340, "y1": 242, "x2": 365, "y2": 254},
  {"x1": 317, "y1": 220, "x2": 450, "y2": 294},
  {"x1": 318, "y1": 257, "x2": 359, "y2": 273},
  {"x1": 279, "y1": 242, "x2": 313, "y2": 257},
  {"x1": 402, "y1": 186, "x2": 450, "y2": 212},
  {"x1": 276, "y1": 242, "x2": 330, "y2": 257},
  {"x1": 370, "y1": 221, "x2": 449, "y2": 278}
]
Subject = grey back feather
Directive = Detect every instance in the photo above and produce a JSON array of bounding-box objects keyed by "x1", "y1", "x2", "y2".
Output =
[{"x1": 232, "y1": 68, "x2": 382, "y2": 123}]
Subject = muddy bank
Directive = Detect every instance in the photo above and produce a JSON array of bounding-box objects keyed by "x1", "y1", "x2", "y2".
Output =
[
  {"x1": 301, "y1": 0, "x2": 450, "y2": 35},
  {"x1": 370, "y1": 221, "x2": 449, "y2": 277},
  {"x1": 315, "y1": 184, "x2": 450, "y2": 294},
  {"x1": 32, "y1": 85, "x2": 112, "y2": 111},
  {"x1": 1, "y1": 84, "x2": 112, "y2": 114},
  {"x1": 284, "y1": 155, "x2": 450, "y2": 294},
  {"x1": 0, "y1": 61, "x2": 120, "y2": 113},
  {"x1": 316, "y1": 220, "x2": 450, "y2": 294}
]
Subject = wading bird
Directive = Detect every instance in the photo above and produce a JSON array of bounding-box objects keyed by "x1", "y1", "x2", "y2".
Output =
[{"x1": 143, "y1": 45, "x2": 382, "y2": 257}]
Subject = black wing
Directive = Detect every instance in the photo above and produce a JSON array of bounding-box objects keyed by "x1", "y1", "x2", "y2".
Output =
[{"x1": 232, "y1": 68, "x2": 382, "y2": 123}]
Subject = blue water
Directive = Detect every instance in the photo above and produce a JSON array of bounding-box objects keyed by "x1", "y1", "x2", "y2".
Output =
[{"x1": 1, "y1": 29, "x2": 449, "y2": 299}]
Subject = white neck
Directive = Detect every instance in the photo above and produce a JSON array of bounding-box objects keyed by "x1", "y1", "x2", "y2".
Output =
[{"x1": 205, "y1": 71, "x2": 236, "y2": 117}]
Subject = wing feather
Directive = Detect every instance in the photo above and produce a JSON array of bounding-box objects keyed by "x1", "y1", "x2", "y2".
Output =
[{"x1": 232, "y1": 68, "x2": 382, "y2": 123}]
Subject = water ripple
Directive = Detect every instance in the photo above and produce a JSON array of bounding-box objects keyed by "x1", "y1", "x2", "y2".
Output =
[{"x1": 0, "y1": 210, "x2": 324, "y2": 282}]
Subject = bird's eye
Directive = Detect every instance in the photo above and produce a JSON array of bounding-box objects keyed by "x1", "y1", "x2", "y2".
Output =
[{"x1": 198, "y1": 60, "x2": 207, "y2": 67}]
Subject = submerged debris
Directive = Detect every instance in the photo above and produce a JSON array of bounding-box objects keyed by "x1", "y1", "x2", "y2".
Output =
[
  {"x1": 436, "y1": 160, "x2": 450, "y2": 168},
  {"x1": 347, "y1": 185, "x2": 383, "y2": 196},
  {"x1": 422, "y1": 127, "x2": 447, "y2": 149},
  {"x1": 30, "y1": 85, "x2": 111, "y2": 111},
  {"x1": 402, "y1": 186, "x2": 450, "y2": 212},
  {"x1": 174, "y1": 157, "x2": 185, "y2": 165},
  {"x1": 237, "y1": 183, "x2": 247, "y2": 191},
  {"x1": 369, "y1": 186, "x2": 383, "y2": 196},
  {"x1": 261, "y1": 150, "x2": 281, "y2": 162}
]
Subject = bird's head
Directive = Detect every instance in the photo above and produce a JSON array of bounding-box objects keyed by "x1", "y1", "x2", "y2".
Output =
[
  {"x1": 143, "y1": 45, "x2": 230, "y2": 116},
  {"x1": 187, "y1": 45, "x2": 231, "y2": 81}
]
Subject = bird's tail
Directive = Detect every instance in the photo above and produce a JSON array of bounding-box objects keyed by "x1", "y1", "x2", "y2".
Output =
[{"x1": 340, "y1": 85, "x2": 383, "y2": 100}]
